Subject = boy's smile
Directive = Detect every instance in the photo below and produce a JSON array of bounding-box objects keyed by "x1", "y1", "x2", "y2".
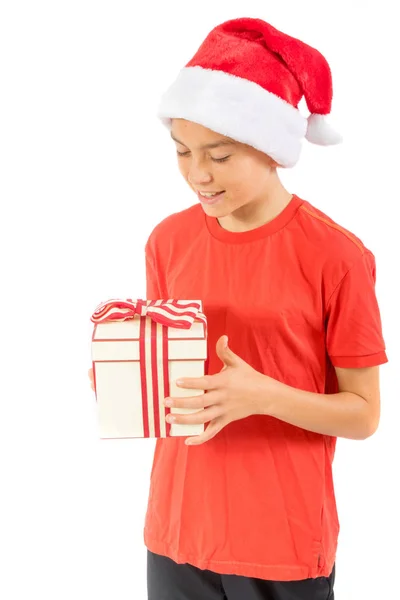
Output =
[{"x1": 196, "y1": 190, "x2": 226, "y2": 205}]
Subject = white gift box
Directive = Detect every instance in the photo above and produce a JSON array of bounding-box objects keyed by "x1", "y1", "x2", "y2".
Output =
[{"x1": 91, "y1": 299, "x2": 207, "y2": 439}]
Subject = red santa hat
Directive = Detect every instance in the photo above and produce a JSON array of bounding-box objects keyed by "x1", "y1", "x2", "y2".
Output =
[{"x1": 158, "y1": 17, "x2": 342, "y2": 168}]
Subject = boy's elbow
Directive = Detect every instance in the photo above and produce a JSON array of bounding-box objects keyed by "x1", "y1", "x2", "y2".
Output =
[{"x1": 359, "y1": 415, "x2": 380, "y2": 440}]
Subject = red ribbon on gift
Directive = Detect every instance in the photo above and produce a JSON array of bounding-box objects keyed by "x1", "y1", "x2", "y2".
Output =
[{"x1": 91, "y1": 299, "x2": 207, "y2": 438}]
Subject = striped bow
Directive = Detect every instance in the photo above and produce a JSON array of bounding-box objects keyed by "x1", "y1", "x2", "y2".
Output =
[{"x1": 91, "y1": 298, "x2": 206, "y2": 330}]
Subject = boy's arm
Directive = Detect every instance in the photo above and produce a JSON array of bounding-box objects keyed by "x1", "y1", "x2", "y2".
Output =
[
  {"x1": 258, "y1": 365, "x2": 381, "y2": 440},
  {"x1": 262, "y1": 249, "x2": 384, "y2": 441}
]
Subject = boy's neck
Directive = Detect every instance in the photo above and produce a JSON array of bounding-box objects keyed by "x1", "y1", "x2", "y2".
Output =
[{"x1": 217, "y1": 177, "x2": 293, "y2": 233}]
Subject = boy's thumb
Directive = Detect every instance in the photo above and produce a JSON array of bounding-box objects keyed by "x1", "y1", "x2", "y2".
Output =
[{"x1": 216, "y1": 335, "x2": 238, "y2": 367}]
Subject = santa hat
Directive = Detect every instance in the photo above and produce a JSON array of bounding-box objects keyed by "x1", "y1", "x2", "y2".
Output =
[{"x1": 157, "y1": 17, "x2": 342, "y2": 168}]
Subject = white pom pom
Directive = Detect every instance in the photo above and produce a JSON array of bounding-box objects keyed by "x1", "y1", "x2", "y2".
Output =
[{"x1": 306, "y1": 114, "x2": 342, "y2": 146}]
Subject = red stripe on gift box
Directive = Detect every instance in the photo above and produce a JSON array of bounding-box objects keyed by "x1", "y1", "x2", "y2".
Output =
[
  {"x1": 139, "y1": 313, "x2": 150, "y2": 438},
  {"x1": 92, "y1": 336, "x2": 203, "y2": 343},
  {"x1": 93, "y1": 357, "x2": 203, "y2": 361},
  {"x1": 163, "y1": 324, "x2": 171, "y2": 437},
  {"x1": 150, "y1": 319, "x2": 161, "y2": 438}
]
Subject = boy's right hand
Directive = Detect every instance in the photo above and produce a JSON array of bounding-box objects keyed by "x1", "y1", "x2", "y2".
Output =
[{"x1": 88, "y1": 368, "x2": 95, "y2": 392}]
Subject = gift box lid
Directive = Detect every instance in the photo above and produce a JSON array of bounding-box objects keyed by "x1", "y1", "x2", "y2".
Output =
[{"x1": 91, "y1": 299, "x2": 207, "y2": 362}]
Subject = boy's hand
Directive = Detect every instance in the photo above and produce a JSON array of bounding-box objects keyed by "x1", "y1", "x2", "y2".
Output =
[
  {"x1": 88, "y1": 368, "x2": 95, "y2": 392},
  {"x1": 164, "y1": 336, "x2": 280, "y2": 446}
]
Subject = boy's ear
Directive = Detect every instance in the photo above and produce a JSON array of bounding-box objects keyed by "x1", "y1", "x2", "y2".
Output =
[
  {"x1": 273, "y1": 159, "x2": 286, "y2": 169},
  {"x1": 265, "y1": 154, "x2": 280, "y2": 169}
]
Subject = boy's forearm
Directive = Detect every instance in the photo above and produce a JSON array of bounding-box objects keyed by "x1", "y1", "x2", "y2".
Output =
[{"x1": 257, "y1": 377, "x2": 377, "y2": 440}]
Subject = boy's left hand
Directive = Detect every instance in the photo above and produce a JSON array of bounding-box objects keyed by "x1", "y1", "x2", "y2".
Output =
[{"x1": 164, "y1": 335, "x2": 279, "y2": 445}]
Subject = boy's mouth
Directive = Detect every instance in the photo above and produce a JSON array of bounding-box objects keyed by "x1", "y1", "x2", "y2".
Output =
[{"x1": 197, "y1": 190, "x2": 225, "y2": 204}]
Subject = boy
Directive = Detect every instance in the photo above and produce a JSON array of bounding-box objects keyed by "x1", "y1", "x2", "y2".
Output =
[{"x1": 90, "y1": 17, "x2": 387, "y2": 600}]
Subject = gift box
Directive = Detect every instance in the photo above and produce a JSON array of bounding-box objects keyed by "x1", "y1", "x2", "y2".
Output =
[{"x1": 91, "y1": 298, "x2": 207, "y2": 439}]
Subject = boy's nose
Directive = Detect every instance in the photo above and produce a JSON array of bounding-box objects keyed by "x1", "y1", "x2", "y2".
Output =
[{"x1": 188, "y1": 163, "x2": 213, "y2": 187}]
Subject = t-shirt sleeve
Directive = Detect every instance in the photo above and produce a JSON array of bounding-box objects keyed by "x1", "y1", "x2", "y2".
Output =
[{"x1": 325, "y1": 250, "x2": 388, "y2": 368}]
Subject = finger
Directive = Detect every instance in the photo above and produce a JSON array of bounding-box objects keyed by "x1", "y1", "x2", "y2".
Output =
[
  {"x1": 165, "y1": 393, "x2": 217, "y2": 410},
  {"x1": 166, "y1": 406, "x2": 221, "y2": 426},
  {"x1": 216, "y1": 335, "x2": 243, "y2": 368},
  {"x1": 175, "y1": 375, "x2": 216, "y2": 391},
  {"x1": 185, "y1": 418, "x2": 225, "y2": 446}
]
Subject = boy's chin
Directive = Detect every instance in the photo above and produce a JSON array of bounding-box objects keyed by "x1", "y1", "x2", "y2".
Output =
[{"x1": 199, "y1": 202, "x2": 231, "y2": 217}]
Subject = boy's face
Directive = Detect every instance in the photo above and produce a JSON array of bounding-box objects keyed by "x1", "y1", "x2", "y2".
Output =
[{"x1": 170, "y1": 119, "x2": 278, "y2": 219}]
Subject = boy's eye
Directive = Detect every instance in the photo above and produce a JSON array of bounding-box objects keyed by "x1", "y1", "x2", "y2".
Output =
[
  {"x1": 211, "y1": 156, "x2": 231, "y2": 163},
  {"x1": 176, "y1": 151, "x2": 230, "y2": 163}
]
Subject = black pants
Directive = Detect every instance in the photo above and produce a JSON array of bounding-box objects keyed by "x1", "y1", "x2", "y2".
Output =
[{"x1": 147, "y1": 550, "x2": 335, "y2": 600}]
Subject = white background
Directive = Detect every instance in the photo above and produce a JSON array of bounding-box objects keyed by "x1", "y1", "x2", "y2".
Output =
[{"x1": 1, "y1": 1, "x2": 398, "y2": 599}]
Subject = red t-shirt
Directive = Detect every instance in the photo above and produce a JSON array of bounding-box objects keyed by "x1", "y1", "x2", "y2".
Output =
[{"x1": 143, "y1": 194, "x2": 387, "y2": 581}]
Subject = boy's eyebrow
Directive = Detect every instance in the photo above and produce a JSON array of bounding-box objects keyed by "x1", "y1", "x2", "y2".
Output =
[{"x1": 170, "y1": 133, "x2": 236, "y2": 150}]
